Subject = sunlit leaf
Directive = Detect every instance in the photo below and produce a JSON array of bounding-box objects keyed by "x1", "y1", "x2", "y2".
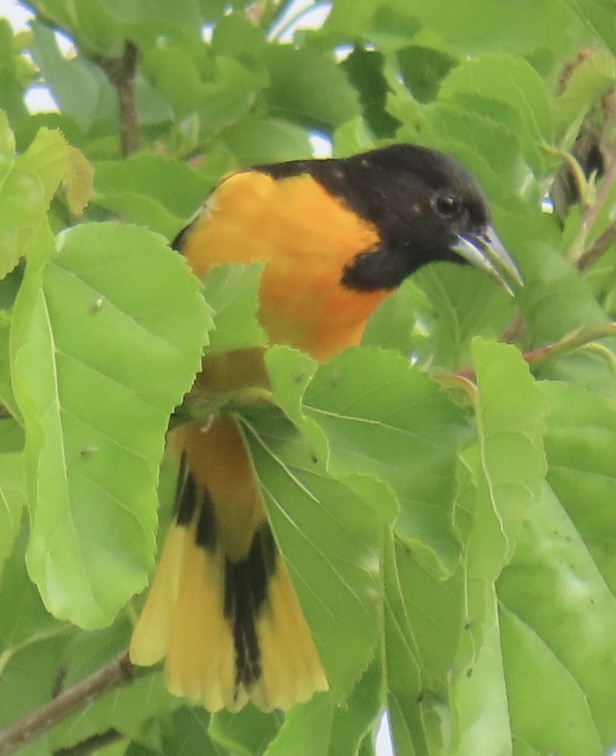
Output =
[
  {"x1": 93, "y1": 155, "x2": 212, "y2": 236},
  {"x1": 454, "y1": 337, "x2": 546, "y2": 738},
  {"x1": 305, "y1": 347, "x2": 469, "y2": 575},
  {"x1": 12, "y1": 223, "x2": 211, "y2": 628}
]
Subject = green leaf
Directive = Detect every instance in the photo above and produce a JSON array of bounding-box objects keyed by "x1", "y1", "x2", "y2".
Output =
[
  {"x1": 0, "y1": 119, "x2": 71, "y2": 279},
  {"x1": 200, "y1": 56, "x2": 268, "y2": 136},
  {"x1": 65, "y1": 146, "x2": 94, "y2": 215},
  {"x1": 455, "y1": 338, "x2": 546, "y2": 722},
  {"x1": 95, "y1": 0, "x2": 204, "y2": 52},
  {"x1": 409, "y1": 0, "x2": 586, "y2": 59},
  {"x1": 12, "y1": 223, "x2": 211, "y2": 628},
  {"x1": 209, "y1": 705, "x2": 279, "y2": 755},
  {"x1": 50, "y1": 620, "x2": 179, "y2": 750},
  {"x1": 411, "y1": 264, "x2": 519, "y2": 371},
  {"x1": 28, "y1": 0, "x2": 123, "y2": 56},
  {"x1": 30, "y1": 23, "x2": 108, "y2": 132},
  {"x1": 158, "y1": 707, "x2": 219, "y2": 755},
  {"x1": 361, "y1": 279, "x2": 423, "y2": 356},
  {"x1": 304, "y1": 347, "x2": 469, "y2": 575},
  {"x1": 553, "y1": 47, "x2": 616, "y2": 143},
  {"x1": 384, "y1": 533, "x2": 465, "y2": 755},
  {"x1": 396, "y1": 45, "x2": 457, "y2": 104},
  {"x1": 212, "y1": 13, "x2": 266, "y2": 60},
  {"x1": 542, "y1": 381, "x2": 616, "y2": 596},
  {"x1": 0, "y1": 419, "x2": 24, "y2": 454},
  {"x1": 0, "y1": 167, "x2": 46, "y2": 278},
  {"x1": 201, "y1": 264, "x2": 267, "y2": 354},
  {"x1": 467, "y1": 338, "x2": 546, "y2": 580},
  {"x1": 218, "y1": 117, "x2": 313, "y2": 166},
  {"x1": 494, "y1": 207, "x2": 608, "y2": 346},
  {"x1": 264, "y1": 694, "x2": 333, "y2": 756},
  {"x1": 439, "y1": 54, "x2": 553, "y2": 172},
  {"x1": 142, "y1": 45, "x2": 212, "y2": 117},
  {"x1": 452, "y1": 589, "x2": 511, "y2": 756},
  {"x1": 422, "y1": 101, "x2": 531, "y2": 193},
  {"x1": 93, "y1": 155, "x2": 212, "y2": 236},
  {"x1": 0, "y1": 106, "x2": 16, "y2": 184},
  {"x1": 144, "y1": 49, "x2": 263, "y2": 133},
  {"x1": 29, "y1": 0, "x2": 204, "y2": 57},
  {"x1": 561, "y1": 0, "x2": 616, "y2": 56},
  {"x1": 0, "y1": 120, "x2": 73, "y2": 279},
  {"x1": 0, "y1": 453, "x2": 26, "y2": 578},
  {"x1": 264, "y1": 47, "x2": 361, "y2": 129},
  {"x1": 14, "y1": 126, "x2": 69, "y2": 206},
  {"x1": 240, "y1": 405, "x2": 384, "y2": 700},
  {"x1": 498, "y1": 480, "x2": 616, "y2": 752},
  {"x1": 0, "y1": 22, "x2": 29, "y2": 128},
  {"x1": 0, "y1": 311, "x2": 19, "y2": 417},
  {"x1": 0, "y1": 531, "x2": 74, "y2": 730},
  {"x1": 341, "y1": 48, "x2": 400, "y2": 138},
  {"x1": 323, "y1": 0, "x2": 421, "y2": 48},
  {"x1": 329, "y1": 661, "x2": 383, "y2": 756}
]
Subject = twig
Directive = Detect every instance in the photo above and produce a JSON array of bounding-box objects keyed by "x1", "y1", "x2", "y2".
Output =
[
  {"x1": 567, "y1": 144, "x2": 616, "y2": 263},
  {"x1": 21, "y1": 7, "x2": 139, "y2": 158},
  {"x1": 0, "y1": 652, "x2": 134, "y2": 755},
  {"x1": 453, "y1": 322, "x2": 616, "y2": 381},
  {"x1": 99, "y1": 41, "x2": 140, "y2": 157},
  {"x1": 577, "y1": 220, "x2": 616, "y2": 272},
  {"x1": 498, "y1": 314, "x2": 526, "y2": 345},
  {"x1": 54, "y1": 728, "x2": 122, "y2": 756}
]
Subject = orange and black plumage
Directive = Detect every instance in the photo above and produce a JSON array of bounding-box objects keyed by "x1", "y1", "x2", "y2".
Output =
[{"x1": 129, "y1": 144, "x2": 521, "y2": 711}]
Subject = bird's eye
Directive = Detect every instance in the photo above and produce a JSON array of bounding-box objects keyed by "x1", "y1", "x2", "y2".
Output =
[{"x1": 434, "y1": 193, "x2": 462, "y2": 219}]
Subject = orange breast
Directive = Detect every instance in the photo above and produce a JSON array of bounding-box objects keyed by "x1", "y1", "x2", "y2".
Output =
[{"x1": 184, "y1": 171, "x2": 388, "y2": 361}]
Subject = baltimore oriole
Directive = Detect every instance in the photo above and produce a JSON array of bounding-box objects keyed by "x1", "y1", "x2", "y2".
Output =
[{"x1": 129, "y1": 144, "x2": 522, "y2": 712}]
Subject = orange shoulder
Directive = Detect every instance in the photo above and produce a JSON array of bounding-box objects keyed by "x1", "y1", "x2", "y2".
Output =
[
  {"x1": 181, "y1": 170, "x2": 378, "y2": 278},
  {"x1": 181, "y1": 169, "x2": 388, "y2": 360}
]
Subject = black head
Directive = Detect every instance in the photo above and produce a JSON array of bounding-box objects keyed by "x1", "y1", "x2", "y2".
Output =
[{"x1": 257, "y1": 144, "x2": 522, "y2": 293}]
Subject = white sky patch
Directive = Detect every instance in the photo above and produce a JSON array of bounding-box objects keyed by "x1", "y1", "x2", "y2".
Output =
[
  {"x1": 309, "y1": 132, "x2": 333, "y2": 158},
  {"x1": 3, "y1": 0, "x2": 31, "y2": 31},
  {"x1": 269, "y1": 0, "x2": 331, "y2": 41},
  {"x1": 377, "y1": 710, "x2": 395, "y2": 755},
  {"x1": 24, "y1": 86, "x2": 59, "y2": 113}
]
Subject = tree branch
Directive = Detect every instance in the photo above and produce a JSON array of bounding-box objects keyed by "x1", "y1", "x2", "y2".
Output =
[
  {"x1": 0, "y1": 652, "x2": 134, "y2": 756},
  {"x1": 99, "y1": 41, "x2": 140, "y2": 158}
]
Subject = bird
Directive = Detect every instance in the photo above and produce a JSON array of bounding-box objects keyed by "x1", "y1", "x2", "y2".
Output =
[{"x1": 129, "y1": 143, "x2": 522, "y2": 713}]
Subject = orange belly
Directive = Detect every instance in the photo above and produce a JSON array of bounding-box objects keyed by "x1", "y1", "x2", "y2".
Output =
[{"x1": 184, "y1": 170, "x2": 388, "y2": 360}]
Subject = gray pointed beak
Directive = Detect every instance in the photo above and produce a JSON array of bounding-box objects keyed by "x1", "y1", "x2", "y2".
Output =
[{"x1": 450, "y1": 226, "x2": 523, "y2": 296}]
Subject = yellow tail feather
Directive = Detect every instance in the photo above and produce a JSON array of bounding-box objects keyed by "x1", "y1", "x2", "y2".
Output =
[
  {"x1": 256, "y1": 563, "x2": 328, "y2": 710},
  {"x1": 129, "y1": 525, "x2": 185, "y2": 666},
  {"x1": 129, "y1": 416, "x2": 328, "y2": 711}
]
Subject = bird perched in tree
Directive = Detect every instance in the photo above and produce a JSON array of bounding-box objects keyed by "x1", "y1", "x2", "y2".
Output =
[{"x1": 129, "y1": 144, "x2": 522, "y2": 712}]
